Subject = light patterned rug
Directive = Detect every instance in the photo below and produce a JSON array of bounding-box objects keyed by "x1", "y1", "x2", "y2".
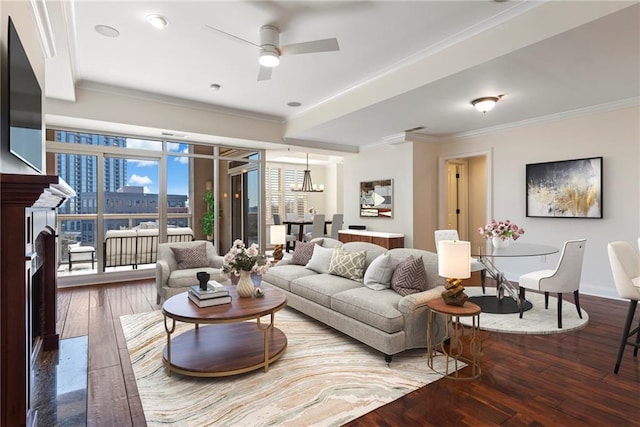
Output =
[
  {"x1": 459, "y1": 287, "x2": 589, "y2": 334},
  {"x1": 121, "y1": 308, "x2": 454, "y2": 426}
]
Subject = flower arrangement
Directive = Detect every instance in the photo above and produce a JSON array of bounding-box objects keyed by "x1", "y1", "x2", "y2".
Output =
[
  {"x1": 222, "y1": 239, "x2": 271, "y2": 276},
  {"x1": 478, "y1": 219, "x2": 525, "y2": 241}
]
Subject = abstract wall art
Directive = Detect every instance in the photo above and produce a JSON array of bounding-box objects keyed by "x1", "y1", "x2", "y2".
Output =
[
  {"x1": 360, "y1": 179, "x2": 393, "y2": 217},
  {"x1": 526, "y1": 157, "x2": 603, "y2": 218}
]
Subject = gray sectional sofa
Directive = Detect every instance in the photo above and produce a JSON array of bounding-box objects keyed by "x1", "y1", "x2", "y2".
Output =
[{"x1": 261, "y1": 238, "x2": 448, "y2": 362}]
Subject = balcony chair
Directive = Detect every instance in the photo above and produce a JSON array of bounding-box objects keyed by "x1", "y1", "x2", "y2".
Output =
[
  {"x1": 607, "y1": 241, "x2": 640, "y2": 374},
  {"x1": 434, "y1": 229, "x2": 486, "y2": 292},
  {"x1": 518, "y1": 239, "x2": 586, "y2": 329},
  {"x1": 273, "y1": 214, "x2": 297, "y2": 252},
  {"x1": 304, "y1": 214, "x2": 326, "y2": 242},
  {"x1": 326, "y1": 214, "x2": 344, "y2": 239}
]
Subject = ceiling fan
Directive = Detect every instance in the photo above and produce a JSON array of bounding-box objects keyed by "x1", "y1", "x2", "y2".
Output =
[{"x1": 204, "y1": 24, "x2": 340, "y2": 81}]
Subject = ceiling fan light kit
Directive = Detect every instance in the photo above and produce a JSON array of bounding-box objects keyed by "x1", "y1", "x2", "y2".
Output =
[
  {"x1": 259, "y1": 47, "x2": 280, "y2": 67},
  {"x1": 471, "y1": 96, "x2": 501, "y2": 113}
]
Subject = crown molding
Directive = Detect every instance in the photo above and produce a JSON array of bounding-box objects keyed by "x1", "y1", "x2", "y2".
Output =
[
  {"x1": 30, "y1": 0, "x2": 57, "y2": 58},
  {"x1": 452, "y1": 97, "x2": 640, "y2": 140}
]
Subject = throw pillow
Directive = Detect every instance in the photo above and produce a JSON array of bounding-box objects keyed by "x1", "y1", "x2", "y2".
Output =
[
  {"x1": 291, "y1": 239, "x2": 323, "y2": 266},
  {"x1": 305, "y1": 245, "x2": 334, "y2": 274},
  {"x1": 171, "y1": 243, "x2": 209, "y2": 270},
  {"x1": 363, "y1": 252, "x2": 394, "y2": 290},
  {"x1": 391, "y1": 255, "x2": 427, "y2": 296},
  {"x1": 329, "y1": 247, "x2": 366, "y2": 281}
]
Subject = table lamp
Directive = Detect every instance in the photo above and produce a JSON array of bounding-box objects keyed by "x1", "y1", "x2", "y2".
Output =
[
  {"x1": 270, "y1": 224, "x2": 286, "y2": 262},
  {"x1": 438, "y1": 240, "x2": 471, "y2": 306}
]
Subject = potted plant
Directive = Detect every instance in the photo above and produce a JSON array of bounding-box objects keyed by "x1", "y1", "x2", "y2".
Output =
[{"x1": 201, "y1": 190, "x2": 215, "y2": 240}]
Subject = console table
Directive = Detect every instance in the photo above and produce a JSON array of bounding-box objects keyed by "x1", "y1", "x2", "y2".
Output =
[{"x1": 338, "y1": 230, "x2": 404, "y2": 249}]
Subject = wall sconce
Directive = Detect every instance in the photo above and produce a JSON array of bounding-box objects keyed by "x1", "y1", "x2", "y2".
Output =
[
  {"x1": 270, "y1": 225, "x2": 287, "y2": 262},
  {"x1": 471, "y1": 95, "x2": 502, "y2": 113},
  {"x1": 438, "y1": 240, "x2": 471, "y2": 306}
]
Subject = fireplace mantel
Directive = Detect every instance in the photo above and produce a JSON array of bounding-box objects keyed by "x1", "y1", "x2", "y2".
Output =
[{"x1": 0, "y1": 173, "x2": 73, "y2": 427}]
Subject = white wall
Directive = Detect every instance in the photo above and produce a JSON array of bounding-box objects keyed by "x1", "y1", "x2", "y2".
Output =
[
  {"x1": 438, "y1": 106, "x2": 640, "y2": 298},
  {"x1": 343, "y1": 142, "x2": 415, "y2": 247}
]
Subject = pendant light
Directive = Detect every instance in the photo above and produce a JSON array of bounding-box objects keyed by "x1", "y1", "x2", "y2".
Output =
[{"x1": 291, "y1": 153, "x2": 324, "y2": 192}]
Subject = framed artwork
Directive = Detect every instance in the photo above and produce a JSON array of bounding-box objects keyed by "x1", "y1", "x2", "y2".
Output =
[
  {"x1": 526, "y1": 157, "x2": 603, "y2": 218},
  {"x1": 360, "y1": 179, "x2": 393, "y2": 217}
]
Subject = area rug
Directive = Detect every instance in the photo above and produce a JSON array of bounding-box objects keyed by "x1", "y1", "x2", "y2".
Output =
[
  {"x1": 121, "y1": 308, "x2": 455, "y2": 426},
  {"x1": 458, "y1": 287, "x2": 589, "y2": 334}
]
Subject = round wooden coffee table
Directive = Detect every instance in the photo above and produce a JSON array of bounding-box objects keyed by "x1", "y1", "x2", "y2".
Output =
[{"x1": 161, "y1": 284, "x2": 287, "y2": 377}]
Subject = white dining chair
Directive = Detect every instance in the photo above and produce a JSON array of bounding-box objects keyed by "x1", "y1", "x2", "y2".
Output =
[
  {"x1": 518, "y1": 239, "x2": 586, "y2": 329},
  {"x1": 304, "y1": 214, "x2": 326, "y2": 242},
  {"x1": 434, "y1": 229, "x2": 486, "y2": 293},
  {"x1": 607, "y1": 241, "x2": 640, "y2": 374},
  {"x1": 327, "y1": 214, "x2": 343, "y2": 239}
]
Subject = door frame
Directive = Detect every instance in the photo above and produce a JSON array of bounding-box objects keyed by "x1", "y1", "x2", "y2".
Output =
[{"x1": 438, "y1": 148, "x2": 493, "y2": 239}]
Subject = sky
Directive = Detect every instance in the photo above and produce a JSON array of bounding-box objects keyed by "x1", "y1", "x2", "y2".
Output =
[{"x1": 125, "y1": 139, "x2": 189, "y2": 196}]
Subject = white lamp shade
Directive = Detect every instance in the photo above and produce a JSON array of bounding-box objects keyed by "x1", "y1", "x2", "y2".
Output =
[
  {"x1": 438, "y1": 240, "x2": 471, "y2": 279},
  {"x1": 270, "y1": 224, "x2": 287, "y2": 245}
]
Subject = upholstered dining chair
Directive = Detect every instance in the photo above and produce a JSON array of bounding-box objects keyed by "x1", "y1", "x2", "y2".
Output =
[
  {"x1": 273, "y1": 214, "x2": 297, "y2": 252},
  {"x1": 304, "y1": 214, "x2": 326, "y2": 242},
  {"x1": 434, "y1": 229, "x2": 486, "y2": 292},
  {"x1": 327, "y1": 214, "x2": 344, "y2": 239},
  {"x1": 518, "y1": 239, "x2": 586, "y2": 329},
  {"x1": 607, "y1": 241, "x2": 640, "y2": 374}
]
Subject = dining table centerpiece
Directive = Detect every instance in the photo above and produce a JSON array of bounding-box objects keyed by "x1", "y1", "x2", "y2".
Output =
[
  {"x1": 478, "y1": 219, "x2": 525, "y2": 248},
  {"x1": 222, "y1": 239, "x2": 271, "y2": 298}
]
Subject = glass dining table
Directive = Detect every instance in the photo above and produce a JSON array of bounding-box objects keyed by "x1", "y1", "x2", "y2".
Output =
[{"x1": 470, "y1": 242, "x2": 559, "y2": 313}]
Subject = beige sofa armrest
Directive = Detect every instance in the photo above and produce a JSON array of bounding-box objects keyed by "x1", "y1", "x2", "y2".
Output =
[
  {"x1": 397, "y1": 286, "x2": 445, "y2": 314},
  {"x1": 156, "y1": 259, "x2": 170, "y2": 291},
  {"x1": 210, "y1": 254, "x2": 225, "y2": 269}
]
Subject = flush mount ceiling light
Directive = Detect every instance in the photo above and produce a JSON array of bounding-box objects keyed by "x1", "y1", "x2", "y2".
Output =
[
  {"x1": 259, "y1": 46, "x2": 280, "y2": 67},
  {"x1": 146, "y1": 14, "x2": 168, "y2": 29},
  {"x1": 471, "y1": 96, "x2": 501, "y2": 113},
  {"x1": 95, "y1": 25, "x2": 120, "y2": 38}
]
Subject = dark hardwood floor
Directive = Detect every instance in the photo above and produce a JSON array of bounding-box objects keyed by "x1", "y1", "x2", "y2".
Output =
[{"x1": 46, "y1": 280, "x2": 639, "y2": 426}]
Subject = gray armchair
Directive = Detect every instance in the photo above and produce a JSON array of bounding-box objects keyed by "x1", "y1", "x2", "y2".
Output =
[{"x1": 155, "y1": 240, "x2": 226, "y2": 304}]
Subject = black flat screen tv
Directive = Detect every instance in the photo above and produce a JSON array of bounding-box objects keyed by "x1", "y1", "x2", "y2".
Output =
[{"x1": 8, "y1": 17, "x2": 43, "y2": 173}]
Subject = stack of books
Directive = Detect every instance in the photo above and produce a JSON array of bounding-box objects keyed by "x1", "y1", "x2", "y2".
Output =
[{"x1": 188, "y1": 280, "x2": 232, "y2": 307}]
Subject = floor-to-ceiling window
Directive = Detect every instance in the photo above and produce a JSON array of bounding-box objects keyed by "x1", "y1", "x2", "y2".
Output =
[{"x1": 47, "y1": 129, "x2": 265, "y2": 284}]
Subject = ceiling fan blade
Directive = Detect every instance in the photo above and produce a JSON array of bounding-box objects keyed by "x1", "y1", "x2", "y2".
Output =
[
  {"x1": 280, "y1": 38, "x2": 339, "y2": 55},
  {"x1": 203, "y1": 24, "x2": 260, "y2": 48},
  {"x1": 257, "y1": 66, "x2": 272, "y2": 81}
]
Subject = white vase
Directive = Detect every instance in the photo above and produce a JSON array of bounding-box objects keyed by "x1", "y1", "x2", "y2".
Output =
[
  {"x1": 492, "y1": 236, "x2": 511, "y2": 249},
  {"x1": 236, "y1": 270, "x2": 255, "y2": 298}
]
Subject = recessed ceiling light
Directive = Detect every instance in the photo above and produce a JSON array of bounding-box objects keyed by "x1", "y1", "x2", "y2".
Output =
[
  {"x1": 287, "y1": 102, "x2": 302, "y2": 107},
  {"x1": 146, "y1": 14, "x2": 168, "y2": 29},
  {"x1": 210, "y1": 83, "x2": 221, "y2": 91},
  {"x1": 95, "y1": 25, "x2": 120, "y2": 38}
]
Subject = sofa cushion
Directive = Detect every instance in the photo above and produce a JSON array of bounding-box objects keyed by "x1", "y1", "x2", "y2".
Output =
[
  {"x1": 331, "y1": 287, "x2": 404, "y2": 334},
  {"x1": 291, "y1": 240, "x2": 322, "y2": 265},
  {"x1": 290, "y1": 274, "x2": 361, "y2": 307},
  {"x1": 363, "y1": 252, "x2": 394, "y2": 290},
  {"x1": 305, "y1": 245, "x2": 335, "y2": 274},
  {"x1": 167, "y1": 267, "x2": 225, "y2": 288},
  {"x1": 329, "y1": 247, "x2": 366, "y2": 281},
  {"x1": 391, "y1": 255, "x2": 427, "y2": 296},
  {"x1": 260, "y1": 264, "x2": 317, "y2": 292},
  {"x1": 171, "y1": 242, "x2": 209, "y2": 269}
]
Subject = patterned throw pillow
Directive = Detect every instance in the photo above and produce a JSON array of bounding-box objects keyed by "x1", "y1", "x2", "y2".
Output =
[
  {"x1": 305, "y1": 245, "x2": 334, "y2": 274},
  {"x1": 363, "y1": 252, "x2": 394, "y2": 290},
  {"x1": 291, "y1": 240, "x2": 323, "y2": 266},
  {"x1": 391, "y1": 255, "x2": 427, "y2": 296},
  {"x1": 328, "y1": 247, "x2": 366, "y2": 281},
  {"x1": 171, "y1": 243, "x2": 209, "y2": 269}
]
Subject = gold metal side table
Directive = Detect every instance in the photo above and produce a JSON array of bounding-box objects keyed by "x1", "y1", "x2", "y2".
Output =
[{"x1": 426, "y1": 298, "x2": 482, "y2": 380}]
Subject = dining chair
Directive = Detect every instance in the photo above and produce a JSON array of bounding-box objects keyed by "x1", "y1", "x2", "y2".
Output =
[
  {"x1": 434, "y1": 229, "x2": 486, "y2": 292},
  {"x1": 273, "y1": 214, "x2": 297, "y2": 252},
  {"x1": 607, "y1": 241, "x2": 640, "y2": 374},
  {"x1": 327, "y1": 214, "x2": 343, "y2": 239},
  {"x1": 518, "y1": 239, "x2": 586, "y2": 328},
  {"x1": 304, "y1": 214, "x2": 326, "y2": 242}
]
